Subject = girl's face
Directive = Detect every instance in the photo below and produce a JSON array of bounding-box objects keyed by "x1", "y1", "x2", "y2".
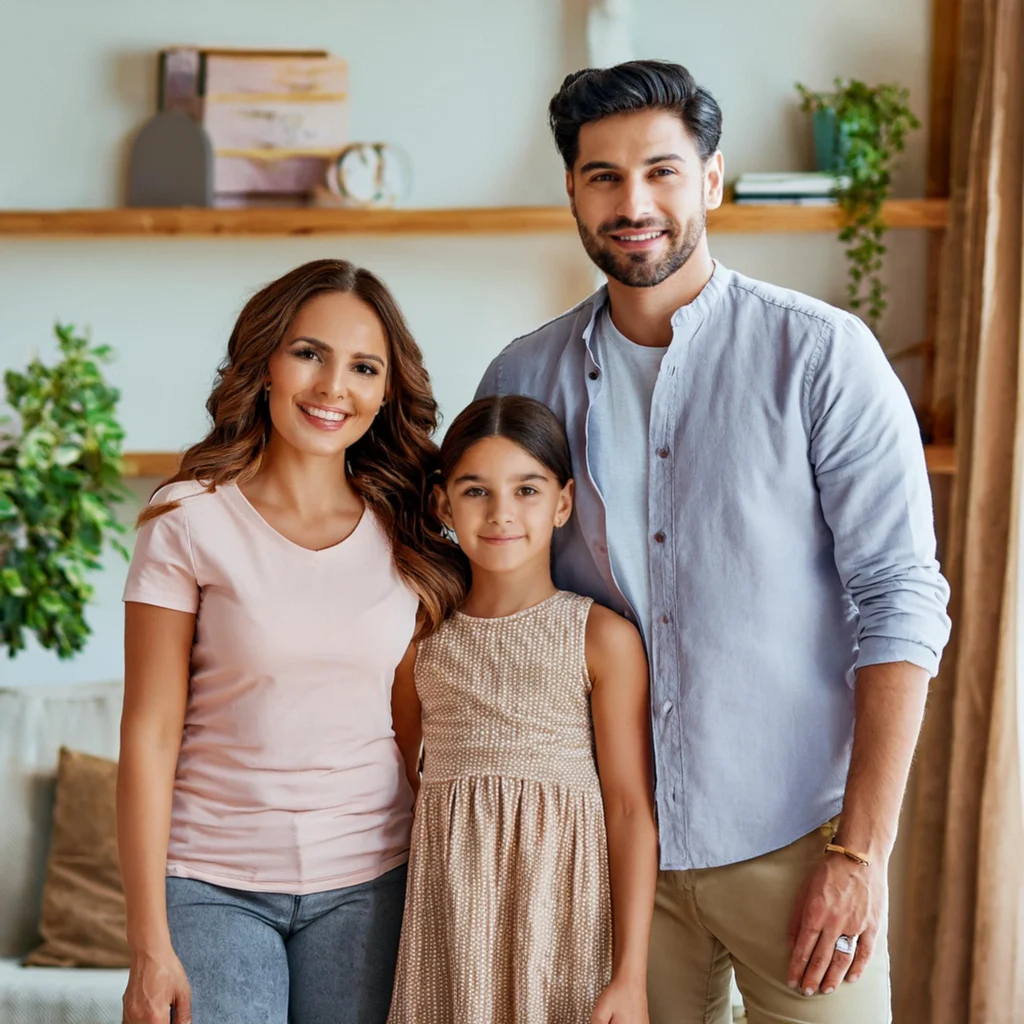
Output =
[
  {"x1": 264, "y1": 291, "x2": 389, "y2": 458},
  {"x1": 437, "y1": 436, "x2": 574, "y2": 576}
]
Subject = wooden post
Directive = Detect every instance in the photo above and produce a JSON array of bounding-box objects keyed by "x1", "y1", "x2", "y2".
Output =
[{"x1": 923, "y1": 0, "x2": 961, "y2": 440}]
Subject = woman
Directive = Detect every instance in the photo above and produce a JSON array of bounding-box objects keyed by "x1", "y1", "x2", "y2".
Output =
[{"x1": 117, "y1": 260, "x2": 463, "y2": 1024}]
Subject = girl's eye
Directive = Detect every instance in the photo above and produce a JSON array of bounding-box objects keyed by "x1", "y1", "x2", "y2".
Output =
[
  {"x1": 353, "y1": 363, "x2": 380, "y2": 376},
  {"x1": 463, "y1": 487, "x2": 486, "y2": 497},
  {"x1": 294, "y1": 348, "x2": 321, "y2": 361},
  {"x1": 517, "y1": 486, "x2": 538, "y2": 496}
]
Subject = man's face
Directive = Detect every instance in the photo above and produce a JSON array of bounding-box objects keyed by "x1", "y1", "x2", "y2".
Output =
[{"x1": 567, "y1": 109, "x2": 723, "y2": 288}]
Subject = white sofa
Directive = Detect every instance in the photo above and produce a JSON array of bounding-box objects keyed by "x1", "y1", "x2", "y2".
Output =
[{"x1": 0, "y1": 680, "x2": 127, "y2": 1024}]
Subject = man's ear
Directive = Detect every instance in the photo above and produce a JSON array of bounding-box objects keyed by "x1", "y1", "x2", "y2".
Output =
[
  {"x1": 566, "y1": 169, "x2": 576, "y2": 218},
  {"x1": 432, "y1": 483, "x2": 455, "y2": 532},
  {"x1": 555, "y1": 478, "x2": 575, "y2": 528},
  {"x1": 704, "y1": 151, "x2": 724, "y2": 212}
]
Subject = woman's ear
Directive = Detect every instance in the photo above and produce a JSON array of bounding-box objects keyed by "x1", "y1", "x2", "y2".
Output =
[
  {"x1": 554, "y1": 478, "x2": 575, "y2": 528},
  {"x1": 432, "y1": 483, "x2": 455, "y2": 532}
]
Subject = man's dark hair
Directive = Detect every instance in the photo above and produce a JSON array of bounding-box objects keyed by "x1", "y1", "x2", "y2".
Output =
[{"x1": 548, "y1": 60, "x2": 723, "y2": 170}]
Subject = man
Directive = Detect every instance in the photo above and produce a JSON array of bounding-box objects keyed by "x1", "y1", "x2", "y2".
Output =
[{"x1": 476, "y1": 60, "x2": 950, "y2": 1023}]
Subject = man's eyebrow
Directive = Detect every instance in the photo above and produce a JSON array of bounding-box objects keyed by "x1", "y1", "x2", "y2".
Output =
[
  {"x1": 579, "y1": 153, "x2": 686, "y2": 174},
  {"x1": 579, "y1": 160, "x2": 620, "y2": 174}
]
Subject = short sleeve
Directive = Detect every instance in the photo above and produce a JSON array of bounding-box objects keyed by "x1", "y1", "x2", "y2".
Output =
[{"x1": 123, "y1": 501, "x2": 200, "y2": 614}]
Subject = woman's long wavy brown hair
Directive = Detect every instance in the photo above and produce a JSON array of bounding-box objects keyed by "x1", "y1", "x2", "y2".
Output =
[{"x1": 139, "y1": 258, "x2": 468, "y2": 636}]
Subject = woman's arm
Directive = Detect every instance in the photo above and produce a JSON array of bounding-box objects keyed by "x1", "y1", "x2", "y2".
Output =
[
  {"x1": 391, "y1": 641, "x2": 422, "y2": 798},
  {"x1": 118, "y1": 601, "x2": 194, "y2": 1024},
  {"x1": 587, "y1": 603, "x2": 658, "y2": 1024}
]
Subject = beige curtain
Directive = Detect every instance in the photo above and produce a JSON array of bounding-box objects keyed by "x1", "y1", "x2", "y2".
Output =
[{"x1": 897, "y1": 0, "x2": 1024, "y2": 1021}]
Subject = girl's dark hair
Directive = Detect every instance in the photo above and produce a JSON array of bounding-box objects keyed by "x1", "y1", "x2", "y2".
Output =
[
  {"x1": 548, "y1": 59, "x2": 723, "y2": 169},
  {"x1": 140, "y1": 258, "x2": 465, "y2": 638},
  {"x1": 439, "y1": 395, "x2": 573, "y2": 487}
]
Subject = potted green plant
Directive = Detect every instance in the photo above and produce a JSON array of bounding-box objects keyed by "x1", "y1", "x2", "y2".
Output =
[
  {"x1": 796, "y1": 78, "x2": 921, "y2": 336},
  {"x1": 0, "y1": 325, "x2": 129, "y2": 658}
]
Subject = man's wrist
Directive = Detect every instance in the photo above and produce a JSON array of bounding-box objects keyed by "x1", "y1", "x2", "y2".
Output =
[{"x1": 830, "y1": 826, "x2": 892, "y2": 865}]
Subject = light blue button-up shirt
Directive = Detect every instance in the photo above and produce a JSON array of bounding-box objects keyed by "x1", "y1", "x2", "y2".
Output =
[{"x1": 476, "y1": 263, "x2": 951, "y2": 870}]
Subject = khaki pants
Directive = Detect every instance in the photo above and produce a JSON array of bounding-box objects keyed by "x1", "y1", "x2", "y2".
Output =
[{"x1": 648, "y1": 824, "x2": 891, "y2": 1023}]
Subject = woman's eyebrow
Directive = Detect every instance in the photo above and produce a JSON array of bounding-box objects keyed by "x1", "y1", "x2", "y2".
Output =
[
  {"x1": 290, "y1": 336, "x2": 331, "y2": 351},
  {"x1": 290, "y1": 339, "x2": 386, "y2": 368},
  {"x1": 352, "y1": 352, "x2": 386, "y2": 367}
]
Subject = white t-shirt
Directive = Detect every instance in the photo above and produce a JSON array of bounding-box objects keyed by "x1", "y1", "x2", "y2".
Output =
[{"x1": 588, "y1": 306, "x2": 669, "y2": 639}]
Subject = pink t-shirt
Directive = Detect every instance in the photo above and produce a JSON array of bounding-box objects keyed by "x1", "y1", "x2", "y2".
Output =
[{"x1": 123, "y1": 479, "x2": 418, "y2": 894}]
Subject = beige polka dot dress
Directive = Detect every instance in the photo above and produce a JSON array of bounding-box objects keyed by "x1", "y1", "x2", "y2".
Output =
[{"x1": 387, "y1": 591, "x2": 612, "y2": 1024}]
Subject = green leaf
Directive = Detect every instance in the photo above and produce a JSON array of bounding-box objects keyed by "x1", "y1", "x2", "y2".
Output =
[
  {"x1": 798, "y1": 77, "x2": 919, "y2": 343},
  {"x1": 1, "y1": 568, "x2": 28, "y2": 597},
  {"x1": 0, "y1": 322, "x2": 126, "y2": 658},
  {"x1": 54, "y1": 443, "x2": 82, "y2": 467}
]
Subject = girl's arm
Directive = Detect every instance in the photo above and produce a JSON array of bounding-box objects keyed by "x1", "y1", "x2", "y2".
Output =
[
  {"x1": 391, "y1": 641, "x2": 422, "y2": 798},
  {"x1": 587, "y1": 603, "x2": 658, "y2": 1024},
  {"x1": 118, "y1": 601, "x2": 194, "y2": 1024}
]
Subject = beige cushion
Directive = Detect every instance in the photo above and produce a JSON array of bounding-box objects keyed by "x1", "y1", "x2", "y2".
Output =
[
  {"x1": 0, "y1": 682, "x2": 122, "y2": 959},
  {"x1": 24, "y1": 749, "x2": 128, "y2": 968}
]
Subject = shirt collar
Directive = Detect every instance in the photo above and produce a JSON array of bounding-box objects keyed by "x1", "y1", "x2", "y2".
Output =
[{"x1": 580, "y1": 261, "x2": 731, "y2": 345}]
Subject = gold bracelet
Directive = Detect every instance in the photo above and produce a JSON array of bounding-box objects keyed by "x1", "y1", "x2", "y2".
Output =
[{"x1": 824, "y1": 843, "x2": 871, "y2": 867}]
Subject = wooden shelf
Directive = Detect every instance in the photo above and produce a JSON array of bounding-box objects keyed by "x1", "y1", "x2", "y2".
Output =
[
  {"x1": 0, "y1": 199, "x2": 949, "y2": 237},
  {"x1": 924, "y1": 444, "x2": 956, "y2": 475},
  {"x1": 122, "y1": 452, "x2": 183, "y2": 478},
  {"x1": 122, "y1": 444, "x2": 958, "y2": 480}
]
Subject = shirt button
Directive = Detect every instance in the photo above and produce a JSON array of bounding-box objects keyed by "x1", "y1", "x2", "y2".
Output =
[
  {"x1": 588, "y1": 369, "x2": 600, "y2": 380},
  {"x1": 657, "y1": 447, "x2": 670, "y2": 459},
  {"x1": 662, "y1": 700, "x2": 674, "y2": 716},
  {"x1": 660, "y1": 614, "x2": 670, "y2": 624},
  {"x1": 654, "y1": 531, "x2": 666, "y2": 544}
]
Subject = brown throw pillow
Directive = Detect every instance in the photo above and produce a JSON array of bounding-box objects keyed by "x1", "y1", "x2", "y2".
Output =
[{"x1": 24, "y1": 747, "x2": 129, "y2": 968}]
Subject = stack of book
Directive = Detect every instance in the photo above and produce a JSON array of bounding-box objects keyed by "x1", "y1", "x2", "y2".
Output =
[
  {"x1": 732, "y1": 172, "x2": 850, "y2": 206},
  {"x1": 159, "y1": 47, "x2": 349, "y2": 208}
]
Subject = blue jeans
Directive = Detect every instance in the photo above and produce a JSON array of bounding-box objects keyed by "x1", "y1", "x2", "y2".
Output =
[{"x1": 166, "y1": 864, "x2": 406, "y2": 1024}]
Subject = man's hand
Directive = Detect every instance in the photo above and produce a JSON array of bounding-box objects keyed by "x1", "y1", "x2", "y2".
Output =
[{"x1": 786, "y1": 853, "x2": 887, "y2": 996}]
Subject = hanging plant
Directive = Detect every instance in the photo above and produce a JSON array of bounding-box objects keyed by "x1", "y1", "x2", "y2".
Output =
[
  {"x1": 796, "y1": 78, "x2": 921, "y2": 336},
  {"x1": 0, "y1": 324, "x2": 129, "y2": 658}
]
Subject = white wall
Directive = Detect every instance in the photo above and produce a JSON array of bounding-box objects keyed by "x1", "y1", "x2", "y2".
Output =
[{"x1": 0, "y1": 0, "x2": 933, "y2": 689}]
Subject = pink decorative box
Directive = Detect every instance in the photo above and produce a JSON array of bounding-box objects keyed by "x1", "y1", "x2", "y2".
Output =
[{"x1": 203, "y1": 54, "x2": 348, "y2": 101}]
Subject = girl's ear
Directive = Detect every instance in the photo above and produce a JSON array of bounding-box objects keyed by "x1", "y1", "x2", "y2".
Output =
[
  {"x1": 432, "y1": 483, "x2": 455, "y2": 532},
  {"x1": 554, "y1": 478, "x2": 575, "y2": 529}
]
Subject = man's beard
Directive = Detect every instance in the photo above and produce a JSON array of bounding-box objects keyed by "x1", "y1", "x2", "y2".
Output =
[{"x1": 574, "y1": 199, "x2": 706, "y2": 289}]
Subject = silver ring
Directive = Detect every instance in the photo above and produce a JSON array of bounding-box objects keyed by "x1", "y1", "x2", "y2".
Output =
[{"x1": 835, "y1": 934, "x2": 858, "y2": 956}]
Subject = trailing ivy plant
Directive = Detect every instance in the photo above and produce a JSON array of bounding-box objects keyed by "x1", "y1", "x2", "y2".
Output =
[
  {"x1": 796, "y1": 79, "x2": 921, "y2": 336},
  {"x1": 0, "y1": 324, "x2": 129, "y2": 658}
]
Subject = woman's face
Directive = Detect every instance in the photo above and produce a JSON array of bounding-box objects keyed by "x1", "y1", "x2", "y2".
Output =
[
  {"x1": 265, "y1": 291, "x2": 389, "y2": 458},
  {"x1": 437, "y1": 436, "x2": 574, "y2": 577}
]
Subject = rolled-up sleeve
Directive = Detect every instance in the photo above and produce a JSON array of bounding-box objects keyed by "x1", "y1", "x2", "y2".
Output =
[{"x1": 806, "y1": 315, "x2": 951, "y2": 676}]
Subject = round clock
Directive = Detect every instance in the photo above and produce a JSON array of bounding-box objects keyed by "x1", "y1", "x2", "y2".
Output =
[{"x1": 327, "y1": 142, "x2": 412, "y2": 208}]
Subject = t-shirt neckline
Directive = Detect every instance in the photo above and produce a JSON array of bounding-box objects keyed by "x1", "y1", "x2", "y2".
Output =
[{"x1": 223, "y1": 481, "x2": 370, "y2": 555}]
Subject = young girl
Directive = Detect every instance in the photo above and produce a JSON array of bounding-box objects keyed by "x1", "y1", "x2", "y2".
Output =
[
  {"x1": 118, "y1": 260, "x2": 463, "y2": 1024},
  {"x1": 388, "y1": 395, "x2": 658, "y2": 1024}
]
